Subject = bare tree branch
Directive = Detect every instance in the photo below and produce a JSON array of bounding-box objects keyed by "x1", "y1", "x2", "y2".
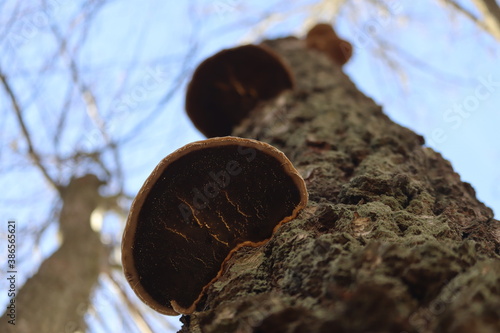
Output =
[
  {"x1": 0, "y1": 1, "x2": 22, "y2": 43},
  {"x1": 50, "y1": 21, "x2": 124, "y2": 189},
  {"x1": 106, "y1": 272, "x2": 158, "y2": 333},
  {"x1": 53, "y1": 85, "x2": 73, "y2": 151},
  {"x1": 118, "y1": 38, "x2": 200, "y2": 145},
  {"x1": 471, "y1": 0, "x2": 500, "y2": 41},
  {"x1": 0, "y1": 69, "x2": 61, "y2": 192},
  {"x1": 376, "y1": 37, "x2": 477, "y2": 86},
  {"x1": 441, "y1": 0, "x2": 500, "y2": 41},
  {"x1": 441, "y1": 0, "x2": 483, "y2": 25}
]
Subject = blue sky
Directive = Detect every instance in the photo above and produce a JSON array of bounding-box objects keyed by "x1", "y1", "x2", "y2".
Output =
[{"x1": 0, "y1": 0, "x2": 499, "y2": 331}]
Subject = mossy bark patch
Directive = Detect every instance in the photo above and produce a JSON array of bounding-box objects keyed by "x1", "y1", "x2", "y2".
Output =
[{"x1": 180, "y1": 37, "x2": 499, "y2": 333}]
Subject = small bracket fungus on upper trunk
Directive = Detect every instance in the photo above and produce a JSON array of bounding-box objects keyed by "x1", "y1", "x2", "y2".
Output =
[
  {"x1": 122, "y1": 137, "x2": 308, "y2": 315},
  {"x1": 185, "y1": 45, "x2": 295, "y2": 138},
  {"x1": 306, "y1": 23, "x2": 353, "y2": 67}
]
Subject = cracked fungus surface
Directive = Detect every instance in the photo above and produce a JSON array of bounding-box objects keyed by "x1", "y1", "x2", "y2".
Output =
[{"x1": 126, "y1": 138, "x2": 306, "y2": 314}]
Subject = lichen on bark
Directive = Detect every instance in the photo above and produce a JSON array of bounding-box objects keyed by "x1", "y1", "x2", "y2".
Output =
[{"x1": 180, "y1": 37, "x2": 500, "y2": 333}]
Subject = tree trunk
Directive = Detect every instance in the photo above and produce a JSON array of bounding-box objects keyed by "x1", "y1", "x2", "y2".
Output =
[
  {"x1": 1, "y1": 175, "x2": 105, "y2": 333},
  {"x1": 180, "y1": 37, "x2": 500, "y2": 333}
]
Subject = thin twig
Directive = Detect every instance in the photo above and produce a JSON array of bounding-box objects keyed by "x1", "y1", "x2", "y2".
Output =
[
  {"x1": 50, "y1": 20, "x2": 122, "y2": 187},
  {"x1": 442, "y1": 0, "x2": 482, "y2": 24},
  {"x1": 441, "y1": 0, "x2": 500, "y2": 40},
  {"x1": 106, "y1": 271, "x2": 161, "y2": 333},
  {"x1": 0, "y1": 69, "x2": 61, "y2": 192},
  {"x1": 117, "y1": 38, "x2": 199, "y2": 145},
  {"x1": 376, "y1": 37, "x2": 477, "y2": 86}
]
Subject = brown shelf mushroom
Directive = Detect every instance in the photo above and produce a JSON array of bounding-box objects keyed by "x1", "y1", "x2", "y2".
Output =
[
  {"x1": 185, "y1": 45, "x2": 294, "y2": 138},
  {"x1": 306, "y1": 23, "x2": 353, "y2": 67},
  {"x1": 122, "y1": 137, "x2": 308, "y2": 315}
]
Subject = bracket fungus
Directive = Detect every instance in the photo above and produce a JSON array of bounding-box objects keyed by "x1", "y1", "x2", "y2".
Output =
[
  {"x1": 306, "y1": 23, "x2": 353, "y2": 67},
  {"x1": 185, "y1": 45, "x2": 295, "y2": 138},
  {"x1": 122, "y1": 137, "x2": 308, "y2": 315}
]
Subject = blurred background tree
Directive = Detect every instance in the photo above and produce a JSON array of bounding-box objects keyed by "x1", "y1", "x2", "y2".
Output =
[{"x1": 0, "y1": 0, "x2": 499, "y2": 332}]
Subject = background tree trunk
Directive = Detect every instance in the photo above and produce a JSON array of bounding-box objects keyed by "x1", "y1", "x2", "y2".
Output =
[
  {"x1": 1, "y1": 175, "x2": 105, "y2": 333},
  {"x1": 180, "y1": 37, "x2": 500, "y2": 333}
]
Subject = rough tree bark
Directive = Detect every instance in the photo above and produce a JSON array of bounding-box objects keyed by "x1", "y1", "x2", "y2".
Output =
[
  {"x1": 180, "y1": 37, "x2": 500, "y2": 332},
  {"x1": 1, "y1": 175, "x2": 105, "y2": 333}
]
